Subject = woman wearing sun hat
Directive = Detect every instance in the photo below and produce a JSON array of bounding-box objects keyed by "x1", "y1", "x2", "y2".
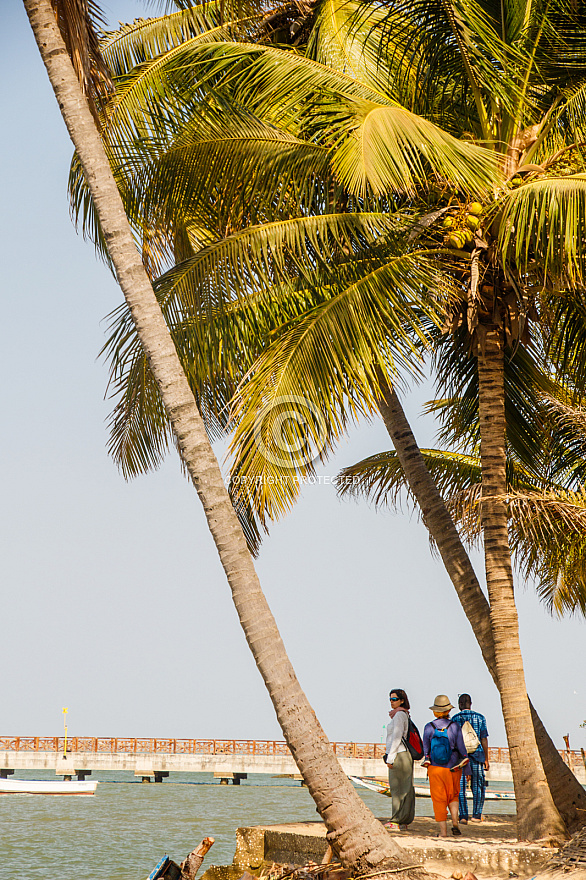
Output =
[{"x1": 422, "y1": 695, "x2": 469, "y2": 838}]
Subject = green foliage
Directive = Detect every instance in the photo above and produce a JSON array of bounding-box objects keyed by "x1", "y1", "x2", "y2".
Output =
[
  {"x1": 499, "y1": 176, "x2": 586, "y2": 287},
  {"x1": 80, "y1": 0, "x2": 586, "y2": 614}
]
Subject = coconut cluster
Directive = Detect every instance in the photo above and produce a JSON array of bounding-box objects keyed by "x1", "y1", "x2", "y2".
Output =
[{"x1": 442, "y1": 201, "x2": 484, "y2": 249}]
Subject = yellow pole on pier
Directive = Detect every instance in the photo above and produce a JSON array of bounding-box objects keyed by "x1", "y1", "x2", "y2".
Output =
[{"x1": 62, "y1": 707, "x2": 68, "y2": 758}]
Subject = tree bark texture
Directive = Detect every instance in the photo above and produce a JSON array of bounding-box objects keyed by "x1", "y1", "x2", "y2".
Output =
[
  {"x1": 24, "y1": 0, "x2": 407, "y2": 868},
  {"x1": 377, "y1": 383, "x2": 586, "y2": 832},
  {"x1": 477, "y1": 329, "x2": 565, "y2": 841}
]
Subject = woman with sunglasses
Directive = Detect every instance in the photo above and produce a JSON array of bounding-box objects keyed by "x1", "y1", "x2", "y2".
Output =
[{"x1": 383, "y1": 689, "x2": 415, "y2": 831}]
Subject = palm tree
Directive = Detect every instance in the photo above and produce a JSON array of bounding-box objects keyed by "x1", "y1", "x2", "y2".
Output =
[
  {"x1": 361, "y1": 0, "x2": 586, "y2": 838},
  {"x1": 22, "y1": 0, "x2": 433, "y2": 868},
  {"x1": 77, "y1": 0, "x2": 586, "y2": 837},
  {"x1": 219, "y1": 0, "x2": 586, "y2": 837}
]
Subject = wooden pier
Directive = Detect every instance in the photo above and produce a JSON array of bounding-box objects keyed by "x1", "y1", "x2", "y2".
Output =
[{"x1": 0, "y1": 737, "x2": 583, "y2": 783}]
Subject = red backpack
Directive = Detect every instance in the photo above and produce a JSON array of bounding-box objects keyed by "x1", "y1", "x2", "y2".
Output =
[{"x1": 402, "y1": 717, "x2": 424, "y2": 760}]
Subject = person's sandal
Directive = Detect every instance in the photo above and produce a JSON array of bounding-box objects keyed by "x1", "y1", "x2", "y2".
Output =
[
  {"x1": 384, "y1": 822, "x2": 401, "y2": 831},
  {"x1": 451, "y1": 827, "x2": 462, "y2": 836}
]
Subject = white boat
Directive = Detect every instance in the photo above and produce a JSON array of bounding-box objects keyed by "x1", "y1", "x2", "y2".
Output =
[
  {"x1": 0, "y1": 778, "x2": 98, "y2": 795},
  {"x1": 350, "y1": 775, "x2": 515, "y2": 801}
]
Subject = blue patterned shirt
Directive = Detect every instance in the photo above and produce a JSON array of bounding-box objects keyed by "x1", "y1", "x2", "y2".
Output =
[{"x1": 452, "y1": 709, "x2": 489, "y2": 763}]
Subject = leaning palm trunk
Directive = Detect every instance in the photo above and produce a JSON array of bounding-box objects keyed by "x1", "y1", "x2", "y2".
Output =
[
  {"x1": 24, "y1": 0, "x2": 407, "y2": 868},
  {"x1": 477, "y1": 329, "x2": 565, "y2": 841},
  {"x1": 376, "y1": 383, "x2": 586, "y2": 832}
]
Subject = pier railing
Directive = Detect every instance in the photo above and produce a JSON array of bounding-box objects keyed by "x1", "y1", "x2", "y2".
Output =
[
  {"x1": 0, "y1": 737, "x2": 582, "y2": 766},
  {"x1": 0, "y1": 738, "x2": 382, "y2": 758}
]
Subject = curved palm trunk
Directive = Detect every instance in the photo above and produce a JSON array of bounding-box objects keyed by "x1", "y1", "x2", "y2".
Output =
[
  {"x1": 477, "y1": 329, "x2": 565, "y2": 841},
  {"x1": 377, "y1": 383, "x2": 494, "y2": 669},
  {"x1": 377, "y1": 384, "x2": 586, "y2": 832},
  {"x1": 24, "y1": 0, "x2": 407, "y2": 868}
]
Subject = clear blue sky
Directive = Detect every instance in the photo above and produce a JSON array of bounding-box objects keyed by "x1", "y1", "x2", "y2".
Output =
[{"x1": 1, "y1": 1, "x2": 584, "y2": 752}]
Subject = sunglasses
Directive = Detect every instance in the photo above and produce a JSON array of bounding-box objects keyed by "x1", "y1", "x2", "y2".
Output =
[{"x1": 389, "y1": 696, "x2": 401, "y2": 702}]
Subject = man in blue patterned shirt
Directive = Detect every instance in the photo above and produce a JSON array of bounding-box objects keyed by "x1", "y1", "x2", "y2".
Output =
[{"x1": 452, "y1": 694, "x2": 489, "y2": 823}]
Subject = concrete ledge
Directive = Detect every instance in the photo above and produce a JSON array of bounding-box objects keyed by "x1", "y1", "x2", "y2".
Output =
[{"x1": 233, "y1": 817, "x2": 553, "y2": 879}]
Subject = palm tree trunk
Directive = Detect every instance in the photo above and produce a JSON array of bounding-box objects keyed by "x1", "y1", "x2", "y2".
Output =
[
  {"x1": 24, "y1": 0, "x2": 406, "y2": 868},
  {"x1": 477, "y1": 328, "x2": 565, "y2": 841},
  {"x1": 377, "y1": 382, "x2": 586, "y2": 831},
  {"x1": 376, "y1": 383, "x2": 494, "y2": 670}
]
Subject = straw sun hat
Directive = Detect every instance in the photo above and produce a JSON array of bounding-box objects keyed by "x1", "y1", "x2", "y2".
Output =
[{"x1": 429, "y1": 694, "x2": 454, "y2": 712}]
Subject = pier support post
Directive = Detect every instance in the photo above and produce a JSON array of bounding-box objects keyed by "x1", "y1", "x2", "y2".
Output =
[
  {"x1": 76, "y1": 770, "x2": 91, "y2": 781},
  {"x1": 214, "y1": 772, "x2": 233, "y2": 784},
  {"x1": 0, "y1": 769, "x2": 14, "y2": 779},
  {"x1": 213, "y1": 771, "x2": 248, "y2": 785},
  {"x1": 154, "y1": 771, "x2": 169, "y2": 783}
]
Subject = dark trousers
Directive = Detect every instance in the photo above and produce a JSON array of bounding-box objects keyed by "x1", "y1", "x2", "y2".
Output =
[{"x1": 459, "y1": 760, "x2": 485, "y2": 819}]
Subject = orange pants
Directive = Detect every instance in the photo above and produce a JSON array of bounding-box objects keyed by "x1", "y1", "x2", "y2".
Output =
[{"x1": 428, "y1": 765, "x2": 462, "y2": 821}]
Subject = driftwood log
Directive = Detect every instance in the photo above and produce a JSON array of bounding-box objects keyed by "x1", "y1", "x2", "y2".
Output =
[{"x1": 180, "y1": 837, "x2": 215, "y2": 880}]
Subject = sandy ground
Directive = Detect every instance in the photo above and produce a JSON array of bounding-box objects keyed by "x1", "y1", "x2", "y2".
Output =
[{"x1": 377, "y1": 814, "x2": 523, "y2": 842}]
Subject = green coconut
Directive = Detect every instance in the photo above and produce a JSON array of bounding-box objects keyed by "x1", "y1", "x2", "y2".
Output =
[
  {"x1": 465, "y1": 214, "x2": 480, "y2": 230},
  {"x1": 447, "y1": 231, "x2": 466, "y2": 248},
  {"x1": 442, "y1": 216, "x2": 455, "y2": 228},
  {"x1": 468, "y1": 202, "x2": 483, "y2": 216}
]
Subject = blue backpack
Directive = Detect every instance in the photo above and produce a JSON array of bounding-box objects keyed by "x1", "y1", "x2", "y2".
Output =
[{"x1": 430, "y1": 720, "x2": 453, "y2": 765}]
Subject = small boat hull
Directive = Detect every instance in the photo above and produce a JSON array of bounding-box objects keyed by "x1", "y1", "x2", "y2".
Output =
[
  {"x1": 0, "y1": 778, "x2": 98, "y2": 795},
  {"x1": 350, "y1": 775, "x2": 515, "y2": 801},
  {"x1": 147, "y1": 856, "x2": 182, "y2": 880}
]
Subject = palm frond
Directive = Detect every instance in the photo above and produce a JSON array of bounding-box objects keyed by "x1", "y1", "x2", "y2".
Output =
[
  {"x1": 498, "y1": 175, "x2": 586, "y2": 285},
  {"x1": 330, "y1": 101, "x2": 500, "y2": 196},
  {"x1": 531, "y1": 81, "x2": 586, "y2": 164},
  {"x1": 154, "y1": 212, "x2": 410, "y2": 315},
  {"x1": 227, "y1": 251, "x2": 447, "y2": 528},
  {"x1": 128, "y1": 122, "x2": 331, "y2": 240},
  {"x1": 509, "y1": 489, "x2": 586, "y2": 617},
  {"x1": 307, "y1": 0, "x2": 404, "y2": 94},
  {"x1": 70, "y1": 110, "x2": 333, "y2": 266},
  {"x1": 546, "y1": 288, "x2": 586, "y2": 395},
  {"x1": 336, "y1": 441, "x2": 538, "y2": 544},
  {"x1": 101, "y1": 4, "x2": 228, "y2": 76},
  {"x1": 337, "y1": 446, "x2": 482, "y2": 508},
  {"x1": 142, "y1": 40, "x2": 502, "y2": 196},
  {"x1": 538, "y1": 389, "x2": 586, "y2": 487},
  {"x1": 353, "y1": 0, "x2": 521, "y2": 132}
]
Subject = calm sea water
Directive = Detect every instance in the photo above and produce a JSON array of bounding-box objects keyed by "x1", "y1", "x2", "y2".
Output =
[{"x1": 0, "y1": 771, "x2": 515, "y2": 880}]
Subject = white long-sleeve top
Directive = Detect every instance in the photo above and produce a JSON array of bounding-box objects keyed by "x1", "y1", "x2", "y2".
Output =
[{"x1": 385, "y1": 711, "x2": 408, "y2": 764}]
